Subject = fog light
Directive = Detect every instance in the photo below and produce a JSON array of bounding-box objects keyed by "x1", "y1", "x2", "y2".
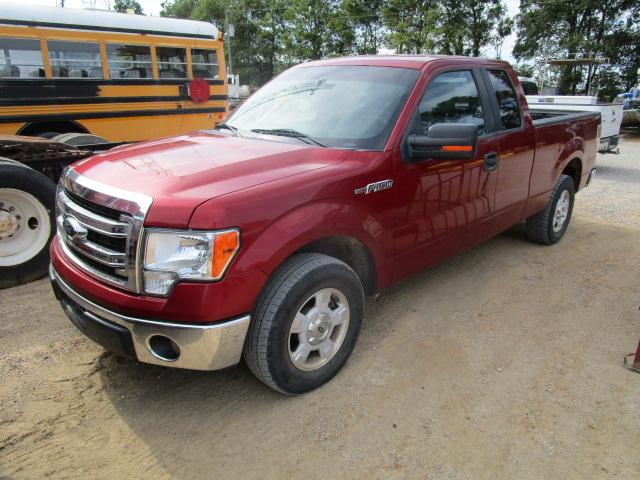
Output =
[
  {"x1": 143, "y1": 270, "x2": 178, "y2": 296},
  {"x1": 147, "y1": 335, "x2": 180, "y2": 361}
]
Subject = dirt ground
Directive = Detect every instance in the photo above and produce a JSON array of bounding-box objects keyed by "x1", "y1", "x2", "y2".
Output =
[{"x1": 1, "y1": 136, "x2": 640, "y2": 480}]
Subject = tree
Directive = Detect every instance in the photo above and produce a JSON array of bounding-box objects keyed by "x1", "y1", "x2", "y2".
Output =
[
  {"x1": 161, "y1": 0, "x2": 293, "y2": 86},
  {"x1": 382, "y1": 0, "x2": 512, "y2": 58},
  {"x1": 282, "y1": 0, "x2": 355, "y2": 60},
  {"x1": 114, "y1": 0, "x2": 144, "y2": 14},
  {"x1": 437, "y1": 0, "x2": 511, "y2": 57},
  {"x1": 161, "y1": 0, "x2": 199, "y2": 18},
  {"x1": 489, "y1": 6, "x2": 513, "y2": 59},
  {"x1": 382, "y1": 0, "x2": 439, "y2": 54},
  {"x1": 514, "y1": 0, "x2": 638, "y2": 95},
  {"x1": 343, "y1": 0, "x2": 385, "y2": 54}
]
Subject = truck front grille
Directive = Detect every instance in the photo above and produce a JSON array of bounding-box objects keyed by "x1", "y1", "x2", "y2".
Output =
[{"x1": 56, "y1": 168, "x2": 152, "y2": 293}]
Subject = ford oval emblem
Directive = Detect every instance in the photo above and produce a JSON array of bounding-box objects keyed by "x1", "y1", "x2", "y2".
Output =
[{"x1": 62, "y1": 217, "x2": 87, "y2": 240}]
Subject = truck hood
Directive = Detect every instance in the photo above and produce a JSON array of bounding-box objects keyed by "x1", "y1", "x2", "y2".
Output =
[{"x1": 72, "y1": 132, "x2": 351, "y2": 227}]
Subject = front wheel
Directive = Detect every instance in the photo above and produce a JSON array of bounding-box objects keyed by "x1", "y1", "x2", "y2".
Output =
[
  {"x1": 0, "y1": 164, "x2": 56, "y2": 288},
  {"x1": 243, "y1": 253, "x2": 364, "y2": 394},
  {"x1": 525, "y1": 174, "x2": 575, "y2": 245}
]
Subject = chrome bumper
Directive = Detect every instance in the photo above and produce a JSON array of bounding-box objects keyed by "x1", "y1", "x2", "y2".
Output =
[{"x1": 49, "y1": 265, "x2": 250, "y2": 371}]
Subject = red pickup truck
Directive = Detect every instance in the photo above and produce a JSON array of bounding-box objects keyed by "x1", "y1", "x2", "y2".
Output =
[{"x1": 49, "y1": 56, "x2": 599, "y2": 394}]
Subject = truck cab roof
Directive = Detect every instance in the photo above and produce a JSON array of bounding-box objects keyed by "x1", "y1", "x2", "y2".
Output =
[{"x1": 302, "y1": 55, "x2": 512, "y2": 70}]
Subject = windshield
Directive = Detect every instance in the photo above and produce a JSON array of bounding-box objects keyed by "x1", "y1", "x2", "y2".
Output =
[{"x1": 225, "y1": 65, "x2": 420, "y2": 150}]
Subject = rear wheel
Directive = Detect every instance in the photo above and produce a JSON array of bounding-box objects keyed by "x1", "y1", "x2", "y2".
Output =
[
  {"x1": 0, "y1": 164, "x2": 56, "y2": 288},
  {"x1": 525, "y1": 174, "x2": 575, "y2": 245},
  {"x1": 243, "y1": 253, "x2": 364, "y2": 394}
]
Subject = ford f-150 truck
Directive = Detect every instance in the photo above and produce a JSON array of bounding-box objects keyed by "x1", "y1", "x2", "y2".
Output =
[{"x1": 49, "y1": 56, "x2": 599, "y2": 394}]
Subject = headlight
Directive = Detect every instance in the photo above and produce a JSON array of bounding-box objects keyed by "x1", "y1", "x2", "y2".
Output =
[{"x1": 142, "y1": 229, "x2": 240, "y2": 296}]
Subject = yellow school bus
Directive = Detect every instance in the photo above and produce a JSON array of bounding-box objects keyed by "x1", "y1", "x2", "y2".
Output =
[{"x1": 0, "y1": 4, "x2": 228, "y2": 141}]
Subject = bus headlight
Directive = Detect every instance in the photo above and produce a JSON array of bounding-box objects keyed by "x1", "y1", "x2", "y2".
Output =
[{"x1": 142, "y1": 229, "x2": 240, "y2": 296}]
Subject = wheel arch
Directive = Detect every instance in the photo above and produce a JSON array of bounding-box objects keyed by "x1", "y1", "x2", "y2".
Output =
[
  {"x1": 232, "y1": 201, "x2": 388, "y2": 297},
  {"x1": 296, "y1": 235, "x2": 378, "y2": 296},
  {"x1": 16, "y1": 120, "x2": 89, "y2": 137},
  {"x1": 561, "y1": 157, "x2": 583, "y2": 191}
]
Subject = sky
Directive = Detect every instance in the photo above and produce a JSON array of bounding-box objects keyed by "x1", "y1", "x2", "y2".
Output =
[
  {"x1": 16, "y1": 0, "x2": 164, "y2": 16},
  {"x1": 17, "y1": 0, "x2": 521, "y2": 63}
]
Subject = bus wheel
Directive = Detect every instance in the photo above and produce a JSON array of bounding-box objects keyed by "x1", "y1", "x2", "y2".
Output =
[
  {"x1": 38, "y1": 132, "x2": 61, "y2": 139},
  {"x1": 51, "y1": 133, "x2": 109, "y2": 147},
  {"x1": 0, "y1": 163, "x2": 56, "y2": 289}
]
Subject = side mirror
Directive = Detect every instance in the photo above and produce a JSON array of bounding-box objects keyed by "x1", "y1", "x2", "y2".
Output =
[{"x1": 407, "y1": 123, "x2": 478, "y2": 161}]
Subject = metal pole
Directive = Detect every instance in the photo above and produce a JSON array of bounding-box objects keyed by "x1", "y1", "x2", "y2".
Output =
[{"x1": 224, "y1": 7, "x2": 232, "y2": 76}]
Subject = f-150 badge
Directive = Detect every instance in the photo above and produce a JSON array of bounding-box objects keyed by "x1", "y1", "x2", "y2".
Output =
[{"x1": 354, "y1": 179, "x2": 393, "y2": 195}]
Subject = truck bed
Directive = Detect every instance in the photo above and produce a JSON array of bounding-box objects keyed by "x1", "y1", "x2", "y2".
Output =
[
  {"x1": 530, "y1": 109, "x2": 601, "y2": 126},
  {"x1": 528, "y1": 109, "x2": 600, "y2": 203}
]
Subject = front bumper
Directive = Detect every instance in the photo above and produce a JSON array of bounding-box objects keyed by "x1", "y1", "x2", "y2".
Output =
[{"x1": 50, "y1": 265, "x2": 251, "y2": 371}]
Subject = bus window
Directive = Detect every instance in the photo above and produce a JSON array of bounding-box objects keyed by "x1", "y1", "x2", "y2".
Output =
[
  {"x1": 156, "y1": 47, "x2": 187, "y2": 79},
  {"x1": 48, "y1": 41, "x2": 103, "y2": 79},
  {"x1": 191, "y1": 49, "x2": 218, "y2": 79},
  {"x1": 0, "y1": 38, "x2": 45, "y2": 78},
  {"x1": 106, "y1": 44, "x2": 153, "y2": 79}
]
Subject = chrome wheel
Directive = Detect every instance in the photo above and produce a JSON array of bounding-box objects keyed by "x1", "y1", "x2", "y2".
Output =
[
  {"x1": 552, "y1": 189, "x2": 570, "y2": 233},
  {"x1": 0, "y1": 188, "x2": 51, "y2": 267},
  {"x1": 288, "y1": 288, "x2": 350, "y2": 371}
]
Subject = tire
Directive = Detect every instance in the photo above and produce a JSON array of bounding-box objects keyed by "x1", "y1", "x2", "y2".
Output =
[
  {"x1": 525, "y1": 174, "x2": 575, "y2": 245},
  {"x1": 38, "y1": 132, "x2": 61, "y2": 139},
  {"x1": 0, "y1": 164, "x2": 57, "y2": 288},
  {"x1": 50, "y1": 133, "x2": 109, "y2": 147},
  {"x1": 243, "y1": 253, "x2": 365, "y2": 394}
]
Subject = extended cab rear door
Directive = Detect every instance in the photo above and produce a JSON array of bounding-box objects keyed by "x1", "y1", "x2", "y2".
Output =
[
  {"x1": 391, "y1": 67, "x2": 500, "y2": 281},
  {"x1": 480, "y1": 68, "x2": 536, "y2": 232}
]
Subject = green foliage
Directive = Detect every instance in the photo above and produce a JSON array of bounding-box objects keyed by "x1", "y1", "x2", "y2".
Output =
[
  {"x1": 343, "y1": 0, "x2": 385, "y2": 54},
  {"x1": 159, "y1": 0, "x2": 637, "y2": 97},
  {"x1": 514, "y1": 0, "x2": 639, "y2": 95},
  {"x1": 114, "y1": 0, "x2": 144, "y2": 15},
  {"x1": 438, "y1": 0, "x2": 511, "y2": 57},
  {"x1": 513, "y1": 63, "x2": 534, "y2": 78},
  {"x1": 382, "y1": 0, "x2": 439, "y2": 54}
]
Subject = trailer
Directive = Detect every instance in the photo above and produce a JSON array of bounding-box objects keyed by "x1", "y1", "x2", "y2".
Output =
[{"x1": 0, "y1": 134, "x2": 116, "y2": 288}]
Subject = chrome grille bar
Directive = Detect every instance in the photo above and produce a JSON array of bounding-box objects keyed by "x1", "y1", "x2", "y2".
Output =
[
  {"x1": 56, "y1": 167, "x2": 153, "y2": 293},
  {"x1": 58, "y1": 192, "x2": 129, "y2": 237}
]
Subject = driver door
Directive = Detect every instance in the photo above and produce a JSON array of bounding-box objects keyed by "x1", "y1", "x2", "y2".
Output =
[{"x1": 392, "y1": 69, "x2": 500, "y2": 281}]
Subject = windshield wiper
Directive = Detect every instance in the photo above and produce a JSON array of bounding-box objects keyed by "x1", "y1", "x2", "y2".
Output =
[
  {"x1": 214, "y1": 123, "x2": 242, "y2": 137},
  {"x1": 250, "y1": 128, "x2": 326, "y2": 147}
]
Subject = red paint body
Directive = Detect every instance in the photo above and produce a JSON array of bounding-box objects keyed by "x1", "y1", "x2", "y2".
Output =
[{"x1": 51, "y1": 56, "x2": 599, "y2": 323}]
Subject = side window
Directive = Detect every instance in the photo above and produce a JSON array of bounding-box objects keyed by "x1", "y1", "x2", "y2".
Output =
[
  {"x1": 48, "y1": 41, "x2": 102, "y2": 78},
  {"x1": 156, "y1": 47, "x2": 187, "y2": 79},
  {"x1": 191, "y1": 49, "x2": 218, "y2": 79},
  {"x1": 106, "y1": 44, "x2": 152, "y2": 79},
  {"x1": 416, "y1": 70, "x2": 485, "y2": 135},
  {"x1": 487, "y1": 69, "x2": 521, "y2": 129},
  {"x1": 0, "y1": 38, "x2": 45, "y2": 78}
]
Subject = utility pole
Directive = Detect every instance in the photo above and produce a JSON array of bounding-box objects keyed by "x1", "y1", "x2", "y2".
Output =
[{"x1": 224, "y1": 6, "x2": 233, "y2": 76}]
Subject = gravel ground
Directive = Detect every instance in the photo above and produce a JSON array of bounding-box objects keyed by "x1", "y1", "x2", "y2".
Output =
[{"x1": 1, "y1": 135, "x2": 639, "y2": 479}]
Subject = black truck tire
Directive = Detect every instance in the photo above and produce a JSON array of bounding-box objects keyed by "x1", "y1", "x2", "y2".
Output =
[
  {"x1": 243, "y1": 253, "x2": 364, "y2": 394},
  {"x1": 0, "y1": 163, "x2": 57, "y2": 288},
  {"x1": 525, "y1": 174, "x2": 575, "y2": 245}
]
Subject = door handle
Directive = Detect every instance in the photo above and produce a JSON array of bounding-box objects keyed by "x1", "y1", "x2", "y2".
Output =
[{"x1": 483, "y1": 152, "x2": 498, "y2": 172}]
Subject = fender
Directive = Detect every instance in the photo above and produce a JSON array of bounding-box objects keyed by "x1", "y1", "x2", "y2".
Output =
[
  {"x1": 232, "y1": 200, "x2": 390, "y2": 289},
  {"x1": 525, "y1": 134, "x2": 586, "y2": 218},
  {"x1": 556, "y1": 137, "x2": 585, "y2": 178}
]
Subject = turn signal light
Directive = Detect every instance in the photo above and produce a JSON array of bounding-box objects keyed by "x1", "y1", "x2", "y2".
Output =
[
  {"x1": 211, "y1": 230, "x2": 240, "y2": 279},
  {"x1": 441, "y1": 145, "x2": 473, "y2": 152}
]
